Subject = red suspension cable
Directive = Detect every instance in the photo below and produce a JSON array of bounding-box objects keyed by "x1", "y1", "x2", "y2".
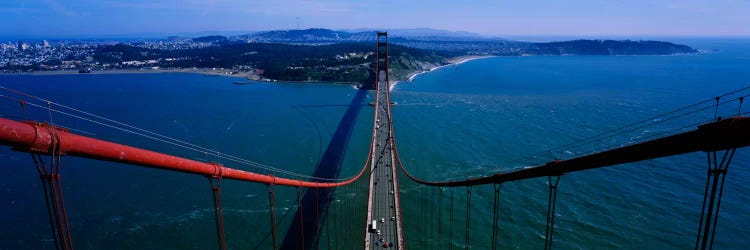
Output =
[{"x1": 0, "y1": 118, "x2": 373, "y2": 188}]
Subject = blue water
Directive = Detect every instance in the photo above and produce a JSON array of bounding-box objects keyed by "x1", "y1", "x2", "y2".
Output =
[
  {"x1": 0, "y1": 38, "x2": 749, "y2": 249},
  {"x1": 393, "y1": 38, "x2": 750, "y2": 249},
  {"x1": 0, "y1": 76, "x2": 374, "y2": 249}
]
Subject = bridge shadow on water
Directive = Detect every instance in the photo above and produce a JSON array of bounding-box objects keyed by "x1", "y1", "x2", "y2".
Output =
[{"x1": 280, "y1": 88, "x2": 369, "y2": 249}]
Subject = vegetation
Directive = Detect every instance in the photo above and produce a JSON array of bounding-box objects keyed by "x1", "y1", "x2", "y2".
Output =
[
  {"x1": 191, "y1": 36, "x2": 229, "y2": 43},
  {"x1": 528, "y1": 40, "x2": 697, "y2": 55},
  {"x1": 93, "y1": 42, "x2": 449, "y2": 86},
  {"x1": 86, "y1": 32, "x2": 699, "y2": 86},
  {"x1": 3, "y1": 28, "x2": 699, "y2": 84}
]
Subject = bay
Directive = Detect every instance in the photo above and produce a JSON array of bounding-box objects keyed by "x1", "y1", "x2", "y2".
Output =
[{"x1": 1, "y1": 38, "x2": 749, "y2": 249}]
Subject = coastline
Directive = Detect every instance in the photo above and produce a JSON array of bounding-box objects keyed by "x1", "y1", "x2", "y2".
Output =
[
  {"x1": 4, "y1": 55, "x2": 496, "y2": 90},
  {"x1": 1, "y1": 69, "x2": 369, "y2": 88},
  {"x1": 392, "y1": 55, "x2": 495, "y2": 90},
  {"x1": 1, "y1": 68, "x2": 261, "y2": 80}
]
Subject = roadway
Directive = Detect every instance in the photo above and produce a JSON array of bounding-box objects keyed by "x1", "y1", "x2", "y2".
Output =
[{"x1": 365, "y1": 70, "x2": 402, "y2": 249}]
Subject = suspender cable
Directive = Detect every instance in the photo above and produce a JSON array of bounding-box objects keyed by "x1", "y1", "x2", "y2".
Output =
[
  {"x1": 709, "y1": 153, "x2": 730, "y2": 249},
  {"x1": 47, "y1": 101, "x2": 55, "y2": 124},
  {"x1": 413, "y1": 186, "x2": 419, "y2": 248},
  {"x1": 349, "y1": 185, "x2": 355, "y2": 249},
  {"x1": 19, "y1": 100, "x2": 28, "y2": 120},
  {"x1": 351, "y1": 185, "x2": 357, "y2": 249},
  {"x1": 421, "y1": 186, "x2": 425, "y2": 248},
  {"x1": 267, "y1": 185, "x2": 279, "y2": 250},
  {"x1": 344, "y1": 187, "x2": 348, "y2": 250},
  {"x1": 695, "y1": 154, "x2": 712, "y2": 250},
  {"x1": 29, "y1": 124, "x2": 74, "y2": 250},
  {"x1": 338, "y1": 188, "x2": 342, "y2": 249},
  {"x1": 449, "y1": 187, "x2": 454, "y2": 250},
  {"x1": 52, "y1": 128, "x2": 73, "y2": 250},
  {"x1": 491, "y1": 184, "x2": 502, "y2": 250},
  {"x1": 343, "y1": 185, "x2": 349, "y2": 249},
  {"x1": 208, "y1": 163, "x2": 227, "y2": 250},
  {"x1": 714, "y1": 97, "x2": 720, "y2": 120},
  {"x1": 332, "y1": 188, "x2": 337, "y2": 250},
  {"x1": 359, "y1": 180, "x2": 370, "y2": 248},
  {"x1": 422, "y1": 186, "x2": 427, "y2": 248},
  {"x1": 426, "y1": 186, "x2": 430, "y2": 247},
  {"x1": 335, "y1": 188, "x2": 344, "y2": 249},
  {"x1": 438, "y1": 187, "x2": 444, "y2": 250},
  {"x1": 326, "y1": 187, "x2": 331, "y2": 250},
  {"x1": 353, "y1": 180, "x2": 360, "y2": 247},
  {"x1": 32, "y1": 152, "x2": 73, "y2": 250},
  {"x1": 739, "y1": 97, "x2": 745, "y2": 115},
  {"x1": 352, "y1": 180, "x2": 357, "y2": 248},
  {"x1": 695, "y1": 149, "x2": 736, "y2": 250},
  {"x1": 338, "y1": 187, "x2": 344, "y2": 250},
  {"x1": 314, "y1": 188, "x2": 320, "y2": 250},
  {"x1": 545, "y1": 176, "x2": 561, "y2": 250},
  {"x1": 296, "y1": 186, "x2": 305, "y2": 250},
  {"x1": 465, "y1": 186, "x2": 472, "y2": 250},
  {"x1": 710, "y1": 150, "x2": 736, "y2": 245},
  {"x1": 360, "y1": 184, "x2": 364, "y2": 248},
  {"x1": 432, "y1": 187, "x2": 436, "y2": 247},
  {"x1": 32, "y1": 154, "x2": 61, "y2": 250},
  {"x1": 345, "y1": 186, "x2": 350, "y2": 250}
]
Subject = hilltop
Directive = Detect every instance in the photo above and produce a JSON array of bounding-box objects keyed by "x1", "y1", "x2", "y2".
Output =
[
  {"x1": 2, "y1": 28, "x2": 698, "y2": 86},
  {"x1": 227, "y1": 28, "x2": 696, "y2": 55},
  {"x1": 92, "y1": 42, "x2": 447, "y2": 88},
  {"x1": 93, "y1": 29, "x2": 699, "y2": 85}
]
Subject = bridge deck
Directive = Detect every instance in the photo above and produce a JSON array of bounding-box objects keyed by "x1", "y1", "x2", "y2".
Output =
[{"x1": 365, "y1": 71, "x2": 402, "y2": 249}]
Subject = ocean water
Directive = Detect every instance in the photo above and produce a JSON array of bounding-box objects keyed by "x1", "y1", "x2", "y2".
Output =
[
  {"x1": 0, "y1": 75, "x2": 374, "y2": 249},
  {"x1": 393, "y1": 38, "x2": 750, "y2": 249},
  {"x1": 0, "y1": 38, "x2": 749, "y2": 249}
]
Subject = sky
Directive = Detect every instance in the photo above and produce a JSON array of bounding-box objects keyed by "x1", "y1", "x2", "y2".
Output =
[{"x1": 2, "y1": 0, "x2": 750, "y2": 39}]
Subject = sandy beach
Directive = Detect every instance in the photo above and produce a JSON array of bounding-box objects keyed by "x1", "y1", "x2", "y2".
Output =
[{"x1": 391, "y1": 55, "x2": 495, "y2": 90}]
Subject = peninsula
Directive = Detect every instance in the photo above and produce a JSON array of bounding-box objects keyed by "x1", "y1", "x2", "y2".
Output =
[{"x1": 1, "y1": 29, "x2": 698, "y2": 88}]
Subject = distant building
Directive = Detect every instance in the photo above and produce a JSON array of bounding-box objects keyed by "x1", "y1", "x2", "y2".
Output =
[
  {"x1": 42, "y1": 40, "x2": 50, "y2": 47},
  {"x1": 122, "y1": 61, "x2": 146, "y2": 66}
]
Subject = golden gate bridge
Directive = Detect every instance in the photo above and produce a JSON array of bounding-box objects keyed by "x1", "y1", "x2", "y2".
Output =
[{"x1": 0, "y1": 32, "x2": 749, "y2": 250}]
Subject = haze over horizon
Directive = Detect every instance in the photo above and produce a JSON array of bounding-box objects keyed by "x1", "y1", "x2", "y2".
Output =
[{"x1": 2, "y1": 0, "x2": 750, "y2": 39}]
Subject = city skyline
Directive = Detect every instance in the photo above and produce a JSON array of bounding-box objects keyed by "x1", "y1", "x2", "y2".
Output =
[{"x1": 2, "y1": 0, "x2": 750, "y2": 39}]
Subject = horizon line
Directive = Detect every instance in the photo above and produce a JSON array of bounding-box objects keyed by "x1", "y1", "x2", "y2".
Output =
[{"x1": 2, "y1": 27, "x2": 750, "y2": 40}]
